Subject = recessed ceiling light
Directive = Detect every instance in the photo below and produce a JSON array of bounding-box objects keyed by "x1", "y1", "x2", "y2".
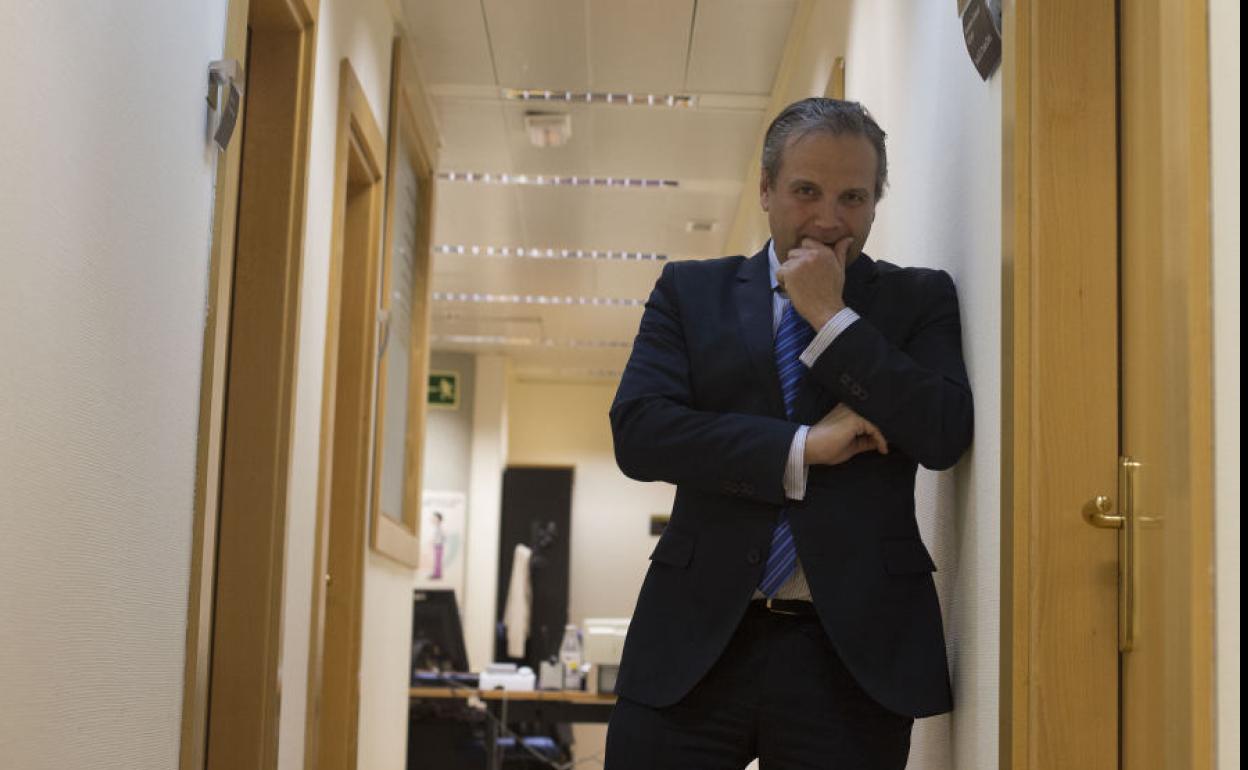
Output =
[
  {"x1": 685, "y1": 219, "x2": 718, "y2": 233},
  {"x1": 434, "y1": 244, "x2": 667, "y2": 262},
  {"x1": 438, "y1": 171, "x2": 679, "y2": 188},
  {"x1": 504, "y1": 88, "x2": 695, "y2": 109}
]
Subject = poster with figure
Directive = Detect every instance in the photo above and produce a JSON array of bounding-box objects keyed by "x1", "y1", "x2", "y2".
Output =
[{"x1": 416, "y1": 491, "x2": 467, "y2": 599}]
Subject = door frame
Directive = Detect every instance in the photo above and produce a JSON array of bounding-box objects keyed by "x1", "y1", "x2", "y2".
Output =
[
  {"x1": 1001, "y1": 0, "x2": 1215, "y2": 767},
  {"x1": 182, "y1": 0, "x2": 319, "y2": 768},
  {"x1": 304, "y1": 58, "x2": 388, "y2": 770}
]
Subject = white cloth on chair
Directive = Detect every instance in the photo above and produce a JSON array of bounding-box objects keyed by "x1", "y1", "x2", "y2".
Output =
[{"x1": 502, "y1": 543, "x2": 532, "y2": 659}]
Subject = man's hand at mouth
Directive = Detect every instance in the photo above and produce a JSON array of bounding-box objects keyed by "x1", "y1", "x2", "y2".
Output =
[{"x1": 775, "y1": 235, "x2": 851, "y2": 329}]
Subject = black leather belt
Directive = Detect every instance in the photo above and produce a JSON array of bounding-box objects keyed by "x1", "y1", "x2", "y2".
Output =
[{"x1": 751, "y1": 598, "x2": 817, "y2": 616}]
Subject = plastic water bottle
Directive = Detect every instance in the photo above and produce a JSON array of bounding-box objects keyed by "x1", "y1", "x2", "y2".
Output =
[{"x1": 558, "y1": 624, "x2": 583, "y2": 689}]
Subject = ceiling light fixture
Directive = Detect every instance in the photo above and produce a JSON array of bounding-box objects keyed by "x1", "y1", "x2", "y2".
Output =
[
  {"x1": 432, "y1": 334, "x2": 536, "y2": 347},
  {"x1": 438, "y1": 171, "x2": 678, "y2": 188},
  {"x1": 432, "y1": 292, "x2": 645, "y2": 307},
  {"x1": 504, "y1": 88, "x2": 695, "y2": 109},
  {"x1": 523, "y1": 111, "x2": 572, "y2": 147},
  {"x1": 434, "y1": 244, "x2": 667, "y2": 261},
  {"x1": 515, "y1": 367, "x2": 624, "y2": 381},
  {"x1": 431, "y1": 335, "x2": 632, "y2": 349}
]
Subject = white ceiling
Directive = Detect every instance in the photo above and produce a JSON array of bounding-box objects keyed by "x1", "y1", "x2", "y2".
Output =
[{"x1": 400, "y1": 0, "x2": 798, "y2": 381}]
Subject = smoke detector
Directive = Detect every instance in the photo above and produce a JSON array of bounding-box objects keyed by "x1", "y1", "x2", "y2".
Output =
[{"x1": 524, "y1": 111, "x2": 572, "y2": 147}]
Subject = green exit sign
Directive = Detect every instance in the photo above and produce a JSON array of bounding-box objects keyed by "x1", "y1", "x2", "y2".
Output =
[{"x1": 428, "y1": 371, "x2": 459, "y2": 408}]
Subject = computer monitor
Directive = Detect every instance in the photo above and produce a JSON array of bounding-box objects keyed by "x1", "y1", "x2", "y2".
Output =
[{"x1": 411, "y1": 589, "x2": 470, "y2": 674}]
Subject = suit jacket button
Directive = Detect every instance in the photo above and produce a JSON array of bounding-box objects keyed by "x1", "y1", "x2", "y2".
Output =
[{"x1": 747, "y1": 548, "x2": 762, "y2": 565}]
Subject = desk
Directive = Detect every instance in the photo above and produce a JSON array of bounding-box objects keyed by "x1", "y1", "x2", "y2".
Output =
[{"x1": 409, "y1": 688, "x2": 616, "y2": 769}]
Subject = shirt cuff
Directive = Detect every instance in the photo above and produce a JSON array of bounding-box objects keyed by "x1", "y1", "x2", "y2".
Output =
[
  {"x1": 799, "y1": 307, "x2": 861, "y2": 367},
  {"x1": 784, "y1": 425, "x2": 810, "y2": 501}
]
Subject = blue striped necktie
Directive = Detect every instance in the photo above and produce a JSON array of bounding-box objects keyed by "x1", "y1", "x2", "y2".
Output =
[{"x1": 759, "y1": 301, "x2": 815, "y2": 596}]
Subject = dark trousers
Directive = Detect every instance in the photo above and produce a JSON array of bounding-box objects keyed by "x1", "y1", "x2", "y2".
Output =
[{"x1": 604, "y1": 604, "x2": 913, "y2": 770}]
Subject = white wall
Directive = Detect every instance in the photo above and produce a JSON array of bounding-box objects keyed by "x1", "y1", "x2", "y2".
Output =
[
  {"x1": 461, "y1": 354, "x2": 512, "y2": 671},
  {"x1": 840, "y1": 3, "x2": 1001, "y2": 768},
  {"x1": 274, "y1": 1, "x2": 407, "y2": 769},
  {"x1": 508, "y1": 381, "x2": 676, "y2": 628},
  {"x1": 0, "y1": 3, "x2": 227, "y2": 769},
  {"x1": 1209, "y1": 0, "x2": 1240, "y2": 767},
  {"x1": 422, "y1": 351, "x2": 477, "y2": 493},
  {"x1": 507, "y1": 378, "x2": 677, "y2": 764}
]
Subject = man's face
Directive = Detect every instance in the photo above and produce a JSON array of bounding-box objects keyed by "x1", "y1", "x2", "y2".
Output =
[{"x1": 760, "y1": 132, "x2": 879, "y2": 265}]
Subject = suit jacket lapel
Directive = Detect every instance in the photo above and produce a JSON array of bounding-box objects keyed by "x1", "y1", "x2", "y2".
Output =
[
  {"x1": 791, "y1": 253, "x2": 880, "y2": 423},
  {"x1": 842, "y1": 251, "x2": 879, "y2": 311},
  {"x1": 735, "y1": 248, "x2": 787, "y2": 418}
]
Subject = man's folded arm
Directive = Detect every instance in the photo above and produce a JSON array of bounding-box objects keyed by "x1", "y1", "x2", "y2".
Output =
[
  {"x1": 611, "y1": 262, "x2": 798, "y2": 505},
  {"x1": 611, "y1": 397, "x2": 799, "y2": 505},
  {"x1": 803, "y1": 270, "x2": 974, "y2": 470}
]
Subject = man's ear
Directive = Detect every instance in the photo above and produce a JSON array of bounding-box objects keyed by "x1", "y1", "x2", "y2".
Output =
[{"x1": 759, "y1": 171, "x2": 772, "y2": 212}]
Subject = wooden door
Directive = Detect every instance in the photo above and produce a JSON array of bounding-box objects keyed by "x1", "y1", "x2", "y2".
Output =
[
  {"x1": 1001, "y1": 1, "x2": 1121, "y2": 766},
  {"x1": 1117, "y1": 0, "x2": 1215, "y2": 767},
  {"x1": 1003, "y1": 0, "x2": 1215, "y2": 767},
  {"x1": 184, "y1": 1, "x2": 317, "y2": 768}
]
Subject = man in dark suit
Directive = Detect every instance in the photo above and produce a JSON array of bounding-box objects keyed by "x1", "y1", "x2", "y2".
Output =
[{"x1": 604, "y1": 98, "x2": 973, "y2": 769}]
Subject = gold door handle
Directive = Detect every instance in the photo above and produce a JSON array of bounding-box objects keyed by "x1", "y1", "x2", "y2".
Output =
[
  {"x1": 1083, "y1": 495, "x2": 1123, "y2": 528},
  {"x1": 1082, "y1": 460, "x2": 1140, "y2": 651}
]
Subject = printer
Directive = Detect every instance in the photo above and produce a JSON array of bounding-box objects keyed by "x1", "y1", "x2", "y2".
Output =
[{"x1": 582, "y1": 618, "x2": 629, "y2": 695}]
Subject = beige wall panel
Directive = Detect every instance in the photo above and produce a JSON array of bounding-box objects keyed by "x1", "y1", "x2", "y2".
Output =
[
  {"x1": 403, "y1": 0, "x2": 497, "y2": 86},
  {"x1": 483, "y1": 0, "x2": 591, "y2": 91},
  {"x1": 686, "y1": 0, "x2": 797, "y2": 94},
  {"x1": 587, "y1": 0, "x2": 694, "y2": 93}
]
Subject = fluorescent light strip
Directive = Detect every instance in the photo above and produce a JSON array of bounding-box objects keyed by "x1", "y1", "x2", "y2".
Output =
[
  {"x1": 435, "y1": 244, "x2": 667, "y2": 262},
  {"x1": 432, "y1": 292, "x2": 644, "y2": 308},
  {"x1": 432, "y1": 335, "x2": 631, "y2": 349},
  {"x1": 434, "y1": 334, "x2": 534, "y2": 346},
  {"x1": 517, "y1": 367, "x2": 624, "y2": 380},
  {"x1": 504, "y1": 89, "x2": 695, "y2": 109},
  {"x1": 438, "y1": 171, "x2": 679, "y2": 189}
]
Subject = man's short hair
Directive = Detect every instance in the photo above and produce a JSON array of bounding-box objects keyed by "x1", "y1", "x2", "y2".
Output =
[{"x1": 761, "y1": 98, "x2": 889, "y2": 200}]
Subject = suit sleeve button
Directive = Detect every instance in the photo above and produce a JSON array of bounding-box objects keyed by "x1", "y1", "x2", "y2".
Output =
[{"x1": 747, "y1": 549, "x2": 762, "y2": 565}]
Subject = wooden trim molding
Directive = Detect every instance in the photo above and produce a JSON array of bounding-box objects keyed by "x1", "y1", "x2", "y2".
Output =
[
  {"x1": 369, "y1": 36, "x2": 437, "y2": 568},
  {"x1": 181, "y1": 5, "x2": 249, "y2": 770},
  {"x1": 305, "y1": 58, "x2": 386, "y2": 770}
]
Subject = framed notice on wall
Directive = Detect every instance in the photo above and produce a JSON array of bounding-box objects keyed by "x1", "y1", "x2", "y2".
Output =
[
  {"x1": 368, "y1": 35, "x2": 437, "y2": 568},
  {"x1": 415, "y1": 490, "x2": 467, "y2": 600}
]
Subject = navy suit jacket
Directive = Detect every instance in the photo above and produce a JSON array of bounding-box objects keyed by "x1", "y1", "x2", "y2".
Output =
[{"x1": 609, "y1": 246, "x2": 973, "y2": 718}]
